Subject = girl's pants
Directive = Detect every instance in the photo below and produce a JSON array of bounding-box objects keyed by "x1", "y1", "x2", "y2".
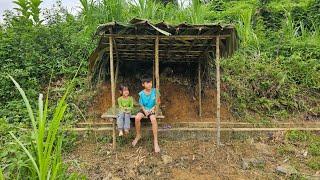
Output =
[{"x1": 117, "y1": 112, "x2": 130, "y2": 130}]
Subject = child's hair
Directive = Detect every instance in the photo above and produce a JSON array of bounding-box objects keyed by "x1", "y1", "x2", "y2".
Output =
[
  {"x1": 119, "y1": 84, "x2": 129, "y2": 94},
  {"x1": 141, "y1": 75, "x2": 152, "y2": 84}
]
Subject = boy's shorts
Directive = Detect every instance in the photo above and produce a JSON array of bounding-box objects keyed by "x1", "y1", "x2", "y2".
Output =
[{"x1": 139, "y1": 110, "x2": 155, "y2": 119}]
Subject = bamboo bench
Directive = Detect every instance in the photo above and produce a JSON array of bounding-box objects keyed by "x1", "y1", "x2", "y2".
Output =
[
  {"x1": 100, "y1": 107, "x2": 164, "y2": 149},
  {"x1": 101, "y1": 107, "x2": 165, "y2": 119}
]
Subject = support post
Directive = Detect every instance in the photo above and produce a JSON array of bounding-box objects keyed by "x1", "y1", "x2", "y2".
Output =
[
  {"x1": 155, "y1": 36, "x2": 160, "y2": 114},
  {"x1": 215, "y1": 36, "x2": 221, "y2": 146},
  {"x1": 109, "y1": 36, "x2": 116, "y2": 149},
  {"x1": 198, "y1": 62, "x2": 202, "y2": 117},
  {"x1": 114, "y1": 38, "x2": 120, "y2": 85}
]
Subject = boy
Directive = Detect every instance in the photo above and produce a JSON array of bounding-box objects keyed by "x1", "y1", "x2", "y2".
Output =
[{"x1": 132, "y1": 76, "x2": 160, "y2": 153}]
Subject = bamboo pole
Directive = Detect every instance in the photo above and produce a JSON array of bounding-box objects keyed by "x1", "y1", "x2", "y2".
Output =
[
  {"x1": 198, "y1": 62, "x2": 202, "y2": 117},
  {"x1": 153, "y1": 55, "x2": 155, "y2": 85},
  {"x1": 215, "y1": 36, "x2": 221, "y2": 146},
  {"x1": 109, "y1": 36, "x2": 116, "y2": 149},
  {"x1": 114, "y1": 39, "x2": 120, "y2": 85},
  {"x1": 67, "y1": 127, "x2": 320, "y2": 132},
  {"x1": 103, "y1": 34, "x2": 230, "y2": 40},
  {"x1": 155, "y1": 36, "x2": 160, "y2": 114}
]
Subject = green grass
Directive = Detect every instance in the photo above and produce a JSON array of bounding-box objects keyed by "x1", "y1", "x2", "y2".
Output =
[
  {"x1": 0, "y1": 167, "x2": 4, "y2": 180},
  {"x1": 277, "y1": 144, "x2": 296, "y2": 156},
  {"x1": 307, "y1": 157, "x2": 320, "y2": 170},
  {"x1": 286, "y1": 131, "x2": 312, "y2": 142},
  {"x1": 308, "y1": 142, "x2": 320, "y2": 156}
]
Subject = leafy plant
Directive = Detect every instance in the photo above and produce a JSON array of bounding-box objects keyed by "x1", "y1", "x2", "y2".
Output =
[
  {"x1": 308, "y1": 142, "x2": 320, "y2": 156},
  {"x1": 307, "y1": 157, "x2": 320, "y2": 170},
  {"x1": 13, "y1": 0, "x2": 31, "y2": 21},
  {"x1": 0, "y1": 167, "x2": 4, "y2": 180},
  {"x1": 8, "y1": 72, "x2": 76, "y2": 179},
  {"x1": 29, "y1": 0, "x2": 43, "y2": 24},
  {"x1": 286, "y1": 130, "x2": 312, "y2": 142},
  {"x1": 13, "y1": 0, "x2": 43, "y2": 24}
]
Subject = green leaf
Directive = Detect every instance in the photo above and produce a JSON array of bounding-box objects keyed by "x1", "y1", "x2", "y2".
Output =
[
  {"x1": 9, "y1": 131, "x2": 40, "y2": 177},
  {"x1": 9, "y1": 76, "x2": 37, "y2": 133}
]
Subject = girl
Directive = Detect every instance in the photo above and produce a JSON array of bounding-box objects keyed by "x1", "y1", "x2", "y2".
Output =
[{"x1": 117, "y1": 85, "x2": 134, "y2": 136}]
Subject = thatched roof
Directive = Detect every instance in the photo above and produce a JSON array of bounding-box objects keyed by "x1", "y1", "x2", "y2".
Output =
[
  {"x1": 89, "y1": 18, "x2": 237, "y2": 72},
  {"x1": 96, "y1": 18, "x2": 236, "y2": 36}
]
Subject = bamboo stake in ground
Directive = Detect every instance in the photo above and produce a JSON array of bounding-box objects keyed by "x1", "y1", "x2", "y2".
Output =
[
  {"x1": 155, "y1": 36, "x2": 160, "y2": 115},
  {"x1": 109, "y1": 36, "x2": 116, "y2": 149},
  {"x1": 198, "y1": 62, "x2": 202, "y2": 117},
  {"x1": 215, "y1": 36, "x2": 221, "y2": 146}
]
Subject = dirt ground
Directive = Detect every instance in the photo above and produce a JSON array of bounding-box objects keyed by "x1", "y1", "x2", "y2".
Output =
[
  {"x1": 64, "y1": 132, "x2": 319, "y2": 179},
  {"x1": 87, "y1": 80, "x2": 232, "y2": 122}
]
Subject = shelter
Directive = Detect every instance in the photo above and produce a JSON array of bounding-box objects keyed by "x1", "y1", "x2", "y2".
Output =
[{"x1": 88, "y1": 18, "x2": 238, "y2": 148}]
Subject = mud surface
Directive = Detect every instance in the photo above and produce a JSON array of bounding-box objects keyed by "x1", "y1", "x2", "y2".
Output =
[{"x1": 64, "y1": 133, "x2": 319, "y2": 179}]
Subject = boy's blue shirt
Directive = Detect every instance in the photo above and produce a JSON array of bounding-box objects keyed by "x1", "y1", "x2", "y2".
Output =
[{"x1": 138, "y1": 88, "x2": 158, "y2": 110}]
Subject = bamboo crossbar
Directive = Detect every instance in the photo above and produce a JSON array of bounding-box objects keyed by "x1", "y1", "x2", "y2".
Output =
[
  {"x1": 105, "y1": 49, "x2": 210, "y2": 53},
  {"x1": 67, "y1": 127, "x2": 320, "y2": 132},
  {"x1": 102, "y1": 34, "x2": 229, "y2": 40},
  {"x1": 117, "y1": 58, "x2": 202, "y2": 62},
  {"x1": 109, "y1": 43, "x2": 218, "y2": 47}
]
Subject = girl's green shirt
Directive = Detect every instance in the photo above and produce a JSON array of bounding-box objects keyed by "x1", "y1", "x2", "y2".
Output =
[{"x1": 117, "y1": 96, "x2": 134, "y2": 113}]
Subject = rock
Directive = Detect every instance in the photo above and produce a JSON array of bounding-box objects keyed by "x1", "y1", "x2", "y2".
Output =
[
  {"x1": 162, "y1": 155, "x2": 173, "y2": 164},
  {"x1": 241, "y1": 159, "x2": 250, "y2": 170},
  {"x1": 276, "y1": 165, "x2": 298, "y2": 175},
  {"x1": 251, "y1": 158, "x2": 266, "y2": 168},
  {"x1": 103, "y1": 172, "x2": 113, "y2": 180},
  {"x1": 241, "y1": 158, "x2": 266, "y2": 170},
  {"x1": 112, "y1": 177, "x2": 122, "y2": 180},
  {"x1": 303, "y1": 150, "x2": 308, "y2": 157}
]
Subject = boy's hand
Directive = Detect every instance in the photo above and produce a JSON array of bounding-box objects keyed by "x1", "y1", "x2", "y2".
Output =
[
  {"x1": 150, "y1": 107, "x2": 156, "y2": 114},
  {"x1": 143, "y1": 110, "x2": 150, "y2": 116}
]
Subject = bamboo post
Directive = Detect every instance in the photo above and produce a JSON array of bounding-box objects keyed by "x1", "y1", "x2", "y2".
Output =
[
  {"x1": 198, "y1": 62, "x2": 202, "y2": 117},
  {"x1": 109, "y1": 36, "x2": 116, "y2": 149},
  {"x1": 215, "y1": 36, "x2": 221, "y2": 146},
  {"x1": 155, "y1": 36, "x2": 160, "y2": 115},
  {"x1": 114, "y1": 39, "x2": 120, "y2": 85},
  {"x1": 153, "y1": 57, "x2": 155, "y2": 85}
]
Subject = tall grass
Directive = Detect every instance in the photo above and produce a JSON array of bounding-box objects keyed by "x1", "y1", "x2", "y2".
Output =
[
  {"x1": 8, "y1": 72, "x2": 76, "y2": 179},
  {"x1": 0, "y1": 167, "x2": 3, "y2": 180},
  {"x1": 186, "y1": 0, "x2": 211, "y2": 24},
  {"x1": 236, "y1": 8, "x2": 259, "y2": 49},
  {"x1": 129, "y1": 0, "x2": 162, "y2": 20}
]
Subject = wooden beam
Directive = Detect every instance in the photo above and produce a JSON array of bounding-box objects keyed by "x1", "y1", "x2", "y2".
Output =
[
  {"x1": 102, "y1": 43, "x2": 218, "y2": 48},
  {"x1": 103, "y1": 34, "x2": 230, "y2": 40},
  {"x1": 118, "y1": 58, "x2": 200, "y2": 63},
  {"x1": 110, "y1": 49, "x2": 210, "y2": 53},
  {"x1": 67, "y1": 127, "x2": 320, "y2": 132},
  {"x1": 118, "y1": 53, "x2": 202, "y2": 57},
  {"x1": 227, "y1": 36, "x2": 232, "y2": 57},
  {"x1": 109, "y1": 36, "x2": 116, "y2": 149},
  {"x1": 215, "y1": 36, "x2": 221, "y2": 146},
  {"x1": 198, "y1": 62, "x2": 202, "y2": 117},
  {"x1": 231, "y1": 30, "x2": 236, "y2": 53},
  {"x1": 155, "y1": 36, "x2": 160, "y2": 114},
  {"x1": 113, "y1": 39, "x2": 120, "y2": 85}
]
